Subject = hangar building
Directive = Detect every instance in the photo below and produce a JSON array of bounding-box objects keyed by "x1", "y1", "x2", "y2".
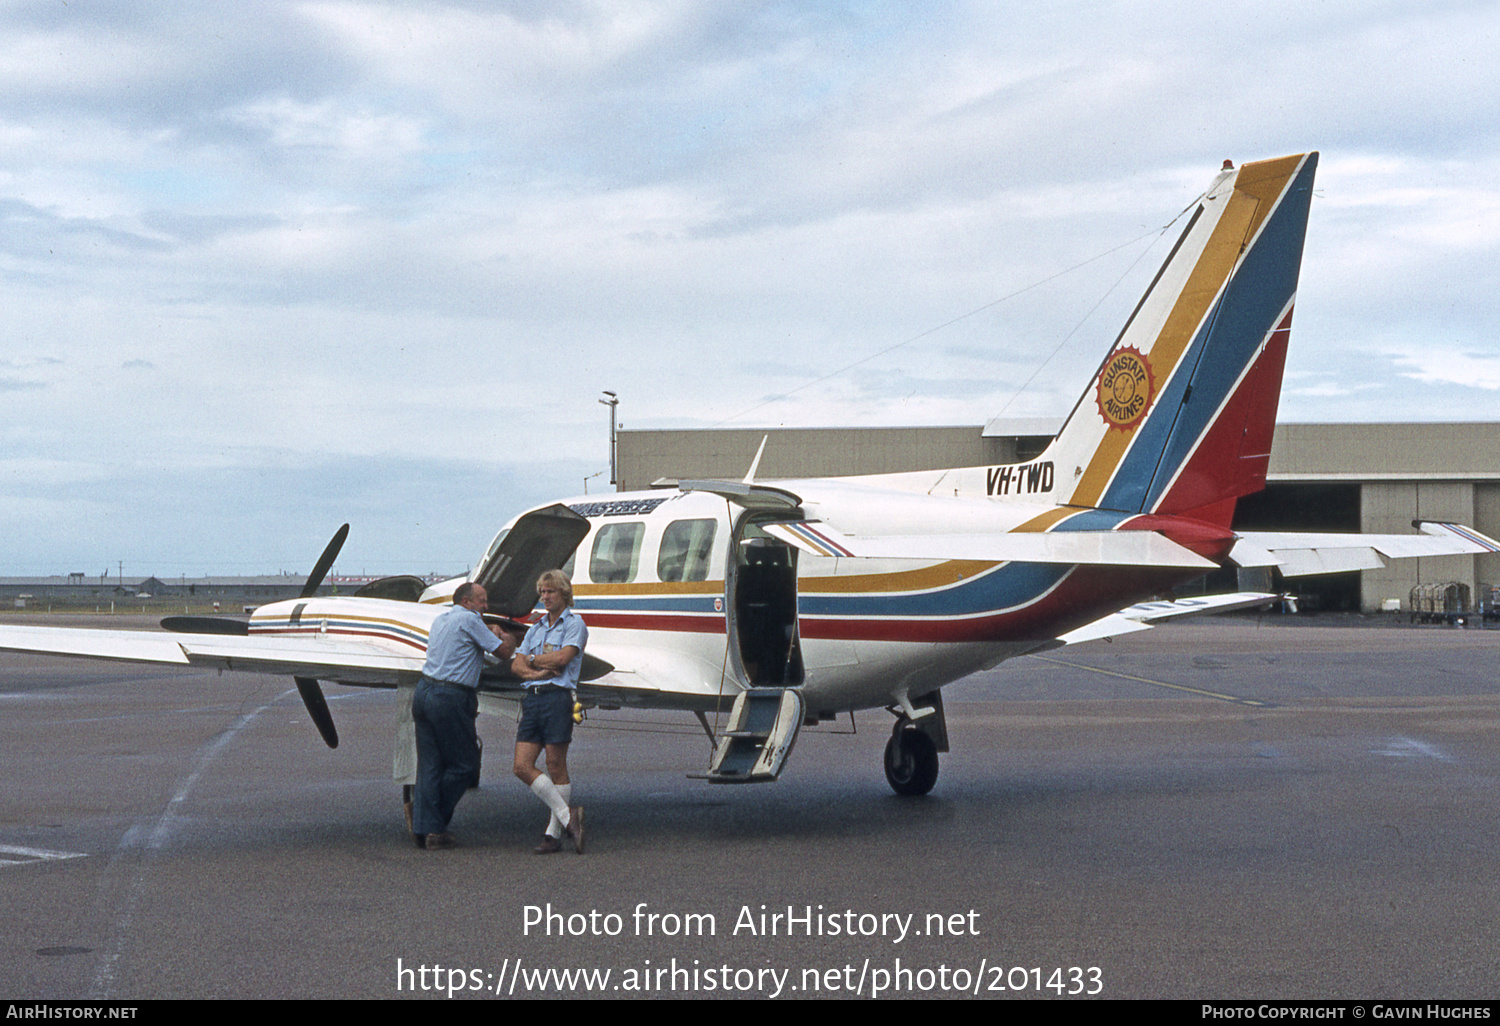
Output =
[{"x1": 617, "y1": 421, "x2": 1500, "y2": 614}]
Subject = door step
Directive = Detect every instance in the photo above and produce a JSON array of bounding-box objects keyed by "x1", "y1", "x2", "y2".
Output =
[{"x1": 693, "y1": 688, "x2": 804, "y2": 783}]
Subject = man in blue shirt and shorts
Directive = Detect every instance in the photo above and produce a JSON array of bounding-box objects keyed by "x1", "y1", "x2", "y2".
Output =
[{"x1": 512, "y1": 570, "x2": 588, "y2": 854}]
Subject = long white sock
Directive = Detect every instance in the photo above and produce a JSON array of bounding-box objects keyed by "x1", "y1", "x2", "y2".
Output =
[
  {"x1": 545, "y1": 784, "x2": 572, "y2": 838},
  {"x1": 530, "y1": 776, "x2": 571, "y2": 829}
]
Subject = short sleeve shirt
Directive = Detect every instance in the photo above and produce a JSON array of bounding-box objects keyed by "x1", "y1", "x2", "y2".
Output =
[
  {"x1": 519, "y1": 608, "x2": 588, "y2": 690},
  {"x1": 422, "y1": 604, "x2": 502, "y2": 687}
]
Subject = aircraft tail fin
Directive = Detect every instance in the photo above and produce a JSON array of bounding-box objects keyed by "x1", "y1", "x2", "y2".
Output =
[{"x1": 1041, "y1": 153, "x2": 1318, "y2": 524}]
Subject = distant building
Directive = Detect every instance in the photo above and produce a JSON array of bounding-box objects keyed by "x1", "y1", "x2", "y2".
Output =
[{"x1": 0, "y1": 574, "x2": 449, "y2": 611}]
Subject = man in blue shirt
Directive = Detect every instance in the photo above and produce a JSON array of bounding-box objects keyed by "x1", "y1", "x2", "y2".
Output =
[
  {"x1": 412, "y1": 581, "x2": 507, "y2": 850},
  {"x1": 511, "y1": 570, "x2": 588, "y2": 854}
]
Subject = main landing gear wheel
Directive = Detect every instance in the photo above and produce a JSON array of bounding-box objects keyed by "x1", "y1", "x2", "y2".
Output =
[{"x1": 884, "y1": 727, "x2": 939, "y2": 796}]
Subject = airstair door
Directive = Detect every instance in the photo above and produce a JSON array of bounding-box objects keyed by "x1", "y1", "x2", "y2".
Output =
[
  {"x1": 703, "y1": 511, "x2": 805, "y2": 782},
  {"x1": 726, "y1": 512, "x2": 805, "y2": 689}
]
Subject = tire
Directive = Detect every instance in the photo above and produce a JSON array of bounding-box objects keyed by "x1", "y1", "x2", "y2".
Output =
[{"x1": 884, "y1": 728, "x2": 939, "y2": 796}]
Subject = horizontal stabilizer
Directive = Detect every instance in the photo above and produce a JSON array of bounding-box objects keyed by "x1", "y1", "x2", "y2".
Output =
[
  {"x1": 761, "y1": 521, "x2": 1217, "y2": 569},
  {"x1": 1059, "y1": 591, "x2": 1279, "y2": 645},
  {"x1": 1230, "y1": 521, "x2": 1500, "y2": 577}
]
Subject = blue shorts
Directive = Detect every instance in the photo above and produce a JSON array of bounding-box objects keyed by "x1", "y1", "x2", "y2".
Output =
[{"x1": 516, "y1": 686, "x2": 575, "y2": 746}]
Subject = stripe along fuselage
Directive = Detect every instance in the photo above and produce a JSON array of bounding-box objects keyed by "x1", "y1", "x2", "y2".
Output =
[{"x1": 467, "y1": 476, "x2": 1238, "y2": 722}]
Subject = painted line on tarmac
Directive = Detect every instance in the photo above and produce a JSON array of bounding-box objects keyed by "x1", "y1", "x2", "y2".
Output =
[
  {"x1": 0, "y1": 843, "x2": 88, "y2": 867},
  {"x1": 1376, "y1": 735, "x2": 1450, "y2": 760},
  {"x1": 90, "y1": 686, "x2": 296, "y2": 998},
  {"x1": 1028, "y1": 654, "x2": 1275, "y2": 707}
]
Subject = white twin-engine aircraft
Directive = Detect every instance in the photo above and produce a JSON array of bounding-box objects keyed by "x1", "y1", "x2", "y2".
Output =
[{"x1": 5, "y1": 151, "x2": 1497, "y2": 796}]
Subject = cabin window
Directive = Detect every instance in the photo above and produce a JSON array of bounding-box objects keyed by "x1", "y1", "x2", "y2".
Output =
[
  {"x1": 589, "y1": 522, "x2": 644, "y2": 584},
  {"x1": 658, "y1": 518, "x2": 717, "y2": 582}
]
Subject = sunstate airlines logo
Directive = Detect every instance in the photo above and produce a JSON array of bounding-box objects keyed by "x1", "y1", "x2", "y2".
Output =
[{"x1": 1095, "y1": 346, "x2": 1154, "y2": 430}]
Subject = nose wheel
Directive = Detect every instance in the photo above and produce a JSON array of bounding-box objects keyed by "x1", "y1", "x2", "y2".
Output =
[{"x1": 884, "y1": 726, "x2": 939, "y2": 796}]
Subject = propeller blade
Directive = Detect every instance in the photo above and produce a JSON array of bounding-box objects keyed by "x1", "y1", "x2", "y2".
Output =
[
  {"x1": 301, "y1": 523, "x2": 350, "y2": 598},
  {"x1": 295, "y1": 677, "x2": 339, "y2": 749},
  {"x1": 291, "y1": 528, "x2": 347, "y2": 747}
]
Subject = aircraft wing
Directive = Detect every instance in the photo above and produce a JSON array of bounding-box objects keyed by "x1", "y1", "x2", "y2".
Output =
[
  {"x1": 574, "y1": 645, "x2": 743, "y2": 710},
  {"x1": 1229, "y1": 521, "x2": 1500, "y2": 576},
  {"x1": 761, "y1": 522, "x2": 1217, "y2": 568},
  {"x1": 1057, "y1": 592, "x2": 1280, "y2": 645},
  {"x1": 0, "y1": 624, "x2": 422, "y2": 686},
  {"x1": 0, "y1": 622, "x2": 722, "y2": 705}
]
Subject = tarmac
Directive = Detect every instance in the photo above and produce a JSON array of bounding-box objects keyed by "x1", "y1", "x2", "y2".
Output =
[{"x1": 3, "y1": 612, "x2": 1499, "y2": 1000}]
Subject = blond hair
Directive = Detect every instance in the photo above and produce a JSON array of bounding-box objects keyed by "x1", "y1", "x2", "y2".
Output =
[{"x1": 536, "y1": 569, "x2": 574, "y2": 606}]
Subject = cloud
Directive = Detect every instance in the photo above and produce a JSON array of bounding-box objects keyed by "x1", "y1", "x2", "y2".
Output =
[
  {"x1": 3, "y1": 1, "x2": 1500, "y2": 569},
  {"x1": 1392, "y1": 348, "x2": 1500, "y2": 391}
]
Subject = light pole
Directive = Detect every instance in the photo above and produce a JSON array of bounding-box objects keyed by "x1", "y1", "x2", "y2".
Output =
[{"x1": 599, "y1": 390, "x2": 619, "y2": 489}]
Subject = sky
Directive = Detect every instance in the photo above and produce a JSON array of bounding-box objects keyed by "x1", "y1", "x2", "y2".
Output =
[{"x1": 2, "y1": 0, "x2": 1498, "y2": 577}]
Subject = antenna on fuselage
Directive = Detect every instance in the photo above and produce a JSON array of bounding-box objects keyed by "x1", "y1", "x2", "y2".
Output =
[{"x1": 743, "y1": 435, "x2": 769, "y2": 484}]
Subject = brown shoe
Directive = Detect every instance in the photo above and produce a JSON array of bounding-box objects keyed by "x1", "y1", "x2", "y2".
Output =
[
  {"x1": 403, "y1": 800, "x2": 414, "y2": 834},
  {"x1": 565, "y1": 806, "x2": 585, "y2": 854},
  {"x1": 532, "y1": 834, "x2": 563, "y2": 855},
  {"x1": 423, "y1": 832, "x2": 455, "y2": 850}
]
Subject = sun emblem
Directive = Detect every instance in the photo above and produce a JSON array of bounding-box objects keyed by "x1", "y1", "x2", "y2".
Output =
[{"x1": 1095, "y1": 346, "x2": 1154, "y2": 430}]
